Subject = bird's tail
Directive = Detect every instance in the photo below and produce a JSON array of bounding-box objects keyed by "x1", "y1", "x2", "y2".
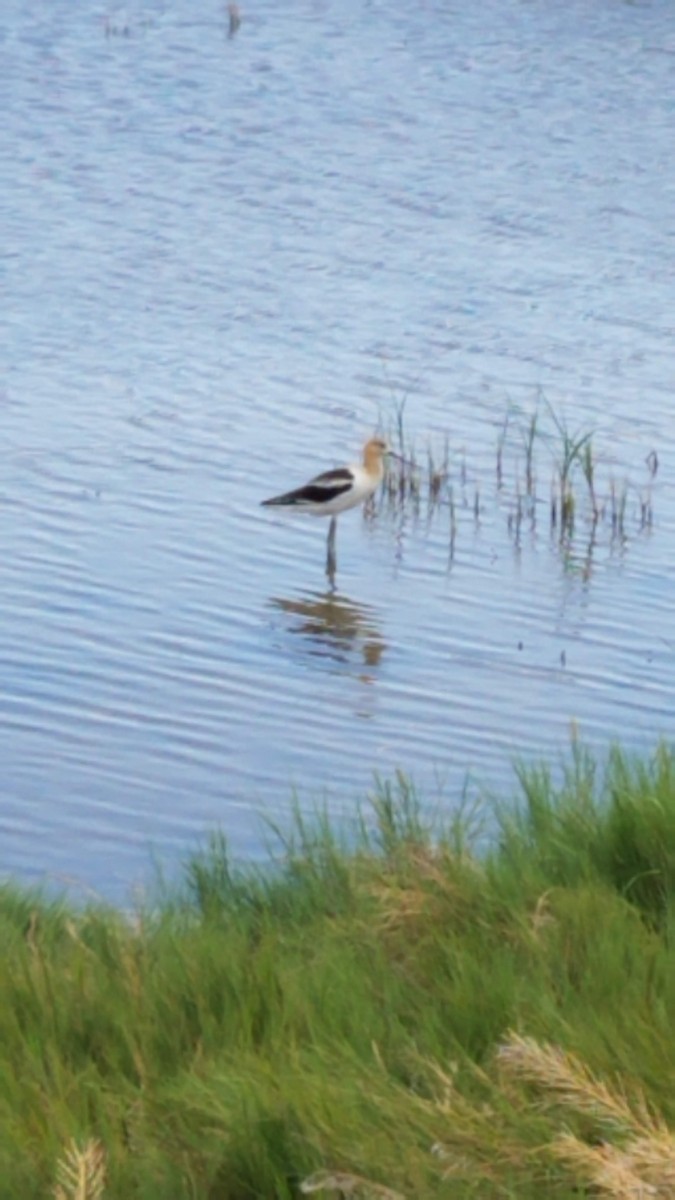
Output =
[{"x1": 261, "y1": 495, "x2": 289, "y2": 507}]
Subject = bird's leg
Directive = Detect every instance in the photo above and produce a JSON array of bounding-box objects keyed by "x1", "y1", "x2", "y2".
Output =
[{"x1": 326, "y1": 516, "x2": 337, "y2": 581}]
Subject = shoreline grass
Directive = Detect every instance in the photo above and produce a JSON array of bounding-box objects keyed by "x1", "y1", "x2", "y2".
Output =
[{"x1": 2, "y1": 744, "x2": 674, "y2": 1197}]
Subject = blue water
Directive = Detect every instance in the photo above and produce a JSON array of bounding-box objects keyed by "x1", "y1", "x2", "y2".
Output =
[{"x1": 1, "y1": 0, "x2": 674, "y2": 900}]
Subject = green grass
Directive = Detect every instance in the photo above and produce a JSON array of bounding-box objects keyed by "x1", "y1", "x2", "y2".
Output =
[{"x1": 1, "y1": 746, "x2": 675, "y2": 1198}]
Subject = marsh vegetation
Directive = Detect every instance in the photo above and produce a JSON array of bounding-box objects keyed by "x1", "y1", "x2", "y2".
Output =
[
  {"x1": 3, "y1": 744, "x2": 674, "y2": 1198},
  {"x1": 371, "y1": 396, "x2": 659, "y2": 577}
]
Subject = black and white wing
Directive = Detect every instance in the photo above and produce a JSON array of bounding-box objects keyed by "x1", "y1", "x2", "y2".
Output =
[{"x1": 262, "y1": 466, "x2": 354, "y2": 508}]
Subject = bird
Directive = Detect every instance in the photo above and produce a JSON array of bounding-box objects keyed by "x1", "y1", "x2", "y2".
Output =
[{"x1": 261, "y1": 436, "x2": 392, "y2": 580}]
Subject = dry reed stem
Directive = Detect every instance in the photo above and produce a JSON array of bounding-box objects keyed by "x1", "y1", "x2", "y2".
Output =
[
  {"x1": 301, "y1": 1169, "x2": 404, "y2": 1199},
  {"x1": 497, "y1": 1033, "x2": 662, "y2": 1138},
  {"x1": 367, "y1": 847, "x2": 476, "y2": 934},
  {"x1": 528, "y1": 891, "x2": 555, "y2": 938},
  {"x1": 498, "y1": 1035, "x2": 675, "y2": 1196},
  {"x1": 553, "y1": 1131, "x2": 675, "y2": 1198},
  {"x1": 626, "y1": 1133, "x2": 675, "y2": 1191},
  {"x1": 54, "y1": 1139, "x2": 106, "y2": 1200},
  {"x1": 418, "y1": 1058, "x2": 547, "y2": 1180}
]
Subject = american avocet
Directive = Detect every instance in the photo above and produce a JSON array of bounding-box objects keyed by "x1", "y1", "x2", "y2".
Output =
[{"x1": 262, "y1": 437, "x2": 392, "y2": 578}]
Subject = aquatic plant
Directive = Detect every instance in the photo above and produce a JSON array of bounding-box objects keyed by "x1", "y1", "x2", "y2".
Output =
[{"x1": 374, "y1": 391, "x2": 658, "y2": 579}]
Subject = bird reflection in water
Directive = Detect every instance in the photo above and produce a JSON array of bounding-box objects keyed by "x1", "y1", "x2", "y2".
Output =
[{"x1": 269, "y1": 590, "x2": 387, "y2": 683}]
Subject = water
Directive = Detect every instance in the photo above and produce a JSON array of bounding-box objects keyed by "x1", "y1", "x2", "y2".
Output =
[{"x1": 2, "y1": 0, "x2": 674, "y2": 900}]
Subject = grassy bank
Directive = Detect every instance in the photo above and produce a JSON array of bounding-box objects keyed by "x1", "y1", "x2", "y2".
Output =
[{"x1": 1, "y1": 746, "x2": 674, "y2": 1199}]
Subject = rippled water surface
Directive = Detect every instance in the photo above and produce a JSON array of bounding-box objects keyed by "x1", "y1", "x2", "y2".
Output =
[{"x1": 2, "y1": 0, "x2": 675, "y2": 899}]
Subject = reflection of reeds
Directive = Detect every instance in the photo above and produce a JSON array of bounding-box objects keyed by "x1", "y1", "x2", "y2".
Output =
[
  {"x1": 428, "y1": 438, "x2": 449, "y2": 502},
  {"x1": 523, "y1": 410, "x2": 538, "y2": 498},
  {"x1": 610, "y1": 478, "x2": 628, "y2": 540},
  {"x1": 496, "y1": 410, "x2": 510, "y2": 490},
  {"x1": 640, "y1": 450, "x2": 659, "y2": 530},
  {"x1": 448, "y1": 485, "x2": 457, "y2": 562}
]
